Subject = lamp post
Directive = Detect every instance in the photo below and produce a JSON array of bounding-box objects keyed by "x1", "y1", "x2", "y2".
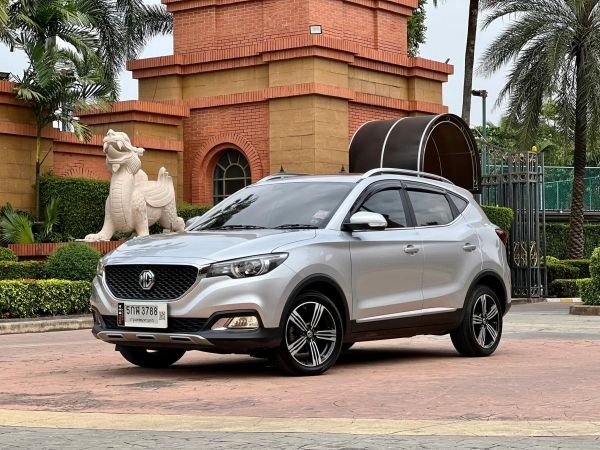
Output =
[{"x1": 472, "y1": 89, "x2": 488, "y2": 176}]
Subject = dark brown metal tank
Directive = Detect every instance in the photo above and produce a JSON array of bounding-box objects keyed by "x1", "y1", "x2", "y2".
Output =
[{"x1": 349, "y1": 114, "x2": 481, "y2": 192}]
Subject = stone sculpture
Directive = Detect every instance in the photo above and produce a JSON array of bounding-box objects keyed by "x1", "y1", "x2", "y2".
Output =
[{"x1": 84, "y1": 130, "x2": 185, "y2": 241}]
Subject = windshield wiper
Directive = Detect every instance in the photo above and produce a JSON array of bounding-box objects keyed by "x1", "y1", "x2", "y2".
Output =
[
  {"x1": 208, "y1": 225, "x2": 267, "y2": 230},
  {"x1": 275, "y1": 224, "x2": 319, "y2": 229}
]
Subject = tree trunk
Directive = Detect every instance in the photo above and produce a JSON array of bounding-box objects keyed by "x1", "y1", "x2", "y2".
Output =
[
  {"x1": 35, "y1": 131, "x2": 41, "y2": 221},
  {"x1": 462, "y1": 0, "x2": 479, "y2": 125},
  {"x1": 567, "y1": 51, "x2": 588, "y2": 259}
]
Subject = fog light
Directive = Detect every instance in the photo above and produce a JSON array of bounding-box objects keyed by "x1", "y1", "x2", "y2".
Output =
[{"x1": 211, "y1": 316, "x2": 260, "y2": 330}]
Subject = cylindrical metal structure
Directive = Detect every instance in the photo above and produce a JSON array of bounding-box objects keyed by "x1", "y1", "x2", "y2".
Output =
[{"x1": 349, "y1": 114, "x2": 481, "y2": 192}]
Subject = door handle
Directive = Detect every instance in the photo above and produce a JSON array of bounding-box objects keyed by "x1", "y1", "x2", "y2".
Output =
[
  {"x1": 463, "y1": 243, "x2": 477, "y2": 252},
  {"x1": 404, "y1": 245, "x2": 420, "y2": 255}
]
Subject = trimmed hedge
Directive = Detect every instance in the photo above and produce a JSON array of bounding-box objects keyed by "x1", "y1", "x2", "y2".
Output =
[
  {"x1": 40, "y1": 175, "x2": 211, "y2": 239},
  {"x1": 46, "y1": 243, "x2": 101, "y2": 281},
  {"x1": 481, "y1": 205, "x2": 514, "y2": 232},
  {"x1": 0, "y1": 261, "x2": 47, "y2": 280},
  {"x1": 0, "y1": 279, "x2": 91, "y2": 318},
  {"x1": 546, "y1": 224, "x2": 600, "y2": 259},
  {"x1": 577, "y1": 278, "x2": 600, "y2": 305},
  {"x1": 40, "y1": 175, "x2": 110, "y2": 240},
  {"x1": 589, "y1": 247, "x2": 600, "y2": 279},
  {"x1": 549, "y1": 279, "x2": 579, "y2": 298},
  {"x1": 0, "y1": 247, "x2": 18, "y2": 262},
  {"x1": 562, "y1": 259, "x2": 591, "y2": 278},
  {"x1": 546, "y1": 260, "x2": 579, "y2": 284}
]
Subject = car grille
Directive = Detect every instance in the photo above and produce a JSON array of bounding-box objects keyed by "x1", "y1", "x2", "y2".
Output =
[
  {"x1": 104, "y1": 264, "x2": 199, "y2": 300},
  {"x1": 101, "y1": 316, "x2": 207, "y2": 333}
]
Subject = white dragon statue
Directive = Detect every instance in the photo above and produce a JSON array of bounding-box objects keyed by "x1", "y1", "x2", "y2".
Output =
[{"x1": 84, "y1": 130, "x2": 185, "y2": 241}]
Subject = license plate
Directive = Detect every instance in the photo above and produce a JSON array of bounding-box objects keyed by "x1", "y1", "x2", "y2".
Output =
[{"x1": 117, "y1": 302, "x2": 168, "y2": 329}]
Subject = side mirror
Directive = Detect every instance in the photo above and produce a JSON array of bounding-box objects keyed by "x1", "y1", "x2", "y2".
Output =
[{"x1": 344, "y1": 212, "x2": 387, "y2": 231}]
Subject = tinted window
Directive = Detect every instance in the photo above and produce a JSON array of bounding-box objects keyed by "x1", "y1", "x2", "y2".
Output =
[
  {"x1": 191, "y1": 182, "x2": 354, "y2": 230},
  {"x1": 360, "y1": 189, "x2": 407, "y2": 228},
  {"x1": 408, "y1": 191, "x2": 454, "y2": 226},
  {"x1": 450, "y1": 194, "x2": 469, "y2": 213}
]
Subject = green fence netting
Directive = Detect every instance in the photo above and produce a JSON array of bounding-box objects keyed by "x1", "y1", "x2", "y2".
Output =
[{"x1": 544, "y1": 167, "x2": 600, "y2": 211}]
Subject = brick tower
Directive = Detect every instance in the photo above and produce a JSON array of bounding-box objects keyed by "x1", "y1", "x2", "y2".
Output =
[{"x1": 128, "y1": 0, "x2": 453, "y2": 204}]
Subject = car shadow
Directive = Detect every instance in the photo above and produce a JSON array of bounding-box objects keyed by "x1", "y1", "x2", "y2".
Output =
[{"x1": 99, "y1": 346, "x2": 459, "y2": 379}]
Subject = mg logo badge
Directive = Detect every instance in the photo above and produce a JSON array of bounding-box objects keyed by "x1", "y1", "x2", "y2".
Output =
[{"x1": 139, "y1": 270, "x2": 155, "y2": 290}]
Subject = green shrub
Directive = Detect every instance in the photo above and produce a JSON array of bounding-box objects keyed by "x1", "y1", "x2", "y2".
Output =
[
  {"x1": 549, "y1": 279, "x2": 579, "y2": 298},
  {"x1": 546, "y1": 260, "x2": 579, "y2": 283},
  {"x1": 481, "y1": 205, "x2": 514, "y2": 232},
  {"x1": 40, "y1": 176, "x2": 110, "y2": 239},
  {"x1": 46, "y1": 243, "x2": 101, "y2": 281},
  {"x1": 589, "y1": 247, "x2": 600, "y2": 279},
  {"x1": 177, "y1": 202, "x2": 211, "y2": 222},
  {"x1": 0, "y1": 247, "x2": 17, "y2": 262},
  {"x1": 0, "y1": 279, "x2": 91, "y2": 318},
  {"x1": 0, "y1": 261, "x2": 47, "y2": 280},
  {"x1": 545, "y1": 224, "x2": 600, "y2": 259},
  {"x1": 561, "y1": 259, "x2": 591, "y2": 278},
  {"x1": 576, "y1": 278, "x2": 600, "y2": 305}
]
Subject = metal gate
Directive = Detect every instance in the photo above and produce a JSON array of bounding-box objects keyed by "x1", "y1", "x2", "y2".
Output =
[{"x1": 481, "y1": 144, "x2": 547, "y2": 298}]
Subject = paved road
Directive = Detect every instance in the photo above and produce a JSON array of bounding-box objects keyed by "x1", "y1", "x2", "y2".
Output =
[{"x1": 0, "y1": 302, "x2": 599, "y2": 449}]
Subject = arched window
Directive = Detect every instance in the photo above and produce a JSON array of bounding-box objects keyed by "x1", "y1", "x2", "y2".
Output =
[{"x1": 213, "y1": 149, "x2": 251, "y2": 204}]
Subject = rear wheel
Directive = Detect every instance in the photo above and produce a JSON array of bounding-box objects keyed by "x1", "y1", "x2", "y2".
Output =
[
  {"x1": 451, "y1": 286, "x2": 503, "y2": 357},
  {"x1": 118, "y1": 347, "x2": 186, "y2": 368},
  {"x1": 274, "y1": 291, "x2": 343, "y2": 376}
]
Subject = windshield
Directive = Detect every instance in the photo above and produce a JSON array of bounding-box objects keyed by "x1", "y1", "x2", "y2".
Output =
[{"x1": 189, "y1": 182, "x2": 354, "y2": 230}]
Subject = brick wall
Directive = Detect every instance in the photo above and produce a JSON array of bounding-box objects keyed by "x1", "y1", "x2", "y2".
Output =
[
  {"x1": 348, "y1": 103, "x2": 407, "y2": 140},
  {"x1": 184, "y1": 102, "x2": 269, "y2": 204}
]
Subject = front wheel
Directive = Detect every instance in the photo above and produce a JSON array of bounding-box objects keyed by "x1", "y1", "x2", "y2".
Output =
[
  {"x1": 274, "y1": 291, "x2": 344, "y2": 376},
  {"x1": 451, "y1": 286, "x2": 503, "y2": 357},
  {"x1": 118, "y1": 347, "x2": 186, "y2": 368}
]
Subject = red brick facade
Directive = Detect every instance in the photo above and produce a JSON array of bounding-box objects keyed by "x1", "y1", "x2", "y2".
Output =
[{"x1": 0, "y1": 0, "x2": 454, "y2": 211}]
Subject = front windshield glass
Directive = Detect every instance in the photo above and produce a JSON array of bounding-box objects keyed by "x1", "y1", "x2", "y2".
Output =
[{"x1": 190, "y1": 182, "x2": 354, "y2": 230}]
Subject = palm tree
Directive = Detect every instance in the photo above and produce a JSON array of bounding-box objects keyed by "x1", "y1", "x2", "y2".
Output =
[
  {"x1": 480, "y1": 0, "x2": 600, "y2": 259},
  {"x1": 433, "y1": 0, "x2": 480, "y2": 125}
]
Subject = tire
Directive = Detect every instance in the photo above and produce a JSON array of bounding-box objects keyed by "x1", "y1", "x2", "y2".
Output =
[
  {"x1": 118, "y1": 347, "x2": 186, "y2": 368},
  {"x1": 274, "y1": 291, "x2": 344, "y2": 376},
  {"x1": 342, "y1": 342, "x2": 355, "y2": 352},
  {"x1": 451, "y1": 285, "x2": 503, "y2": 357}
]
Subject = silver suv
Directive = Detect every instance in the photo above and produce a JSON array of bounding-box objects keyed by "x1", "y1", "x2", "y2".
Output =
[{"x1": 91, "y1": 169, "x2": 511, "y2": 375}]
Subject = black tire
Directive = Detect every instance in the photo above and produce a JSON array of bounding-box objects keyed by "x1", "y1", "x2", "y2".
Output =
[
  {"x1": 274, "y1": 291, "x2": 344, "y2": 376},
  {"x1": 118, "y1": 347, "x2": 186, "y2": 368},
  {"x1": 451, "y1": 285, "x2": 503, "y2": 357},
  {"x1": 342, "y1": 342, "x2": 355, "y2": 352}
]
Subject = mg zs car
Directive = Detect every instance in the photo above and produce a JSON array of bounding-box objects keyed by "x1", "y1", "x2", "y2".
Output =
[{"x1": 91, "y1": 168, "x2": 511, "y2": 375}]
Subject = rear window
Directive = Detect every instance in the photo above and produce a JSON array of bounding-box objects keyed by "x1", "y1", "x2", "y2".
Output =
[
  {"x1": 450, "y1": 194, "x2": 469, "y2": 213},
  {"x1": 407, "y1": 190, "x2": 455, "y2": 226}
]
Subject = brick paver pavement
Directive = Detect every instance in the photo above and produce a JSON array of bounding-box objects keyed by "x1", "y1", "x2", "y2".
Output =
[{"x1": 0, "y1": 302, "x2": 598, "y2": 449}]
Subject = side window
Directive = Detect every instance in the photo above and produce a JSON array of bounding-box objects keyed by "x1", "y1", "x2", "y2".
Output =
[
  {"x1": 407, "y1": 190, "x2": 455, "y2": 226},
  {"x1": 359, "y1": 189, "x2": 407, "y2": 228},
  {"x1": 450, "y1": 194, "x2": 469, "y2": 213}
]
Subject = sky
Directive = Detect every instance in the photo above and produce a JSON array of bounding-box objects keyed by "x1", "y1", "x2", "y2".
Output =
[{"x1": 0, "y1": 1, "x2": 510, "y2": 127}]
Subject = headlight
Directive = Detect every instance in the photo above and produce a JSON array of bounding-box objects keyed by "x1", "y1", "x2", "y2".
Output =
[
  {"x1": 207, "y1": 253, "x2": 288, "y2": 279},
  {"x1": 96, "y1": 259, "x2": 106, "y2": 277}
]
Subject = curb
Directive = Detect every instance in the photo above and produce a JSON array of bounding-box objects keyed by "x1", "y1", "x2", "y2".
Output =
[
  {"x1": 0, "y1": 315, "x2": 93, "y2": 335},
  {"x1": 546, "y1": 298, "x2": 582, "y2": 303},
  {"x1": 569, "y1": 305, "x2": 600, "y2": 316},
  {"x1": 511, "y1": 298, "x2": 582, "y2": 305}
]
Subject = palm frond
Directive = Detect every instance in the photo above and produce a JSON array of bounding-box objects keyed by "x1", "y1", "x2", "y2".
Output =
[{"x1": 0, "y1": 207, "x2": 35, "y2": 244}]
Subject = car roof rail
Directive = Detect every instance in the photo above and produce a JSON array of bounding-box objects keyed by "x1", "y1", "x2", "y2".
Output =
[
  {"x1": 360, "y1": 168, "x2": 454, "y2": 185},
  {"x1": 257, "y1": 173, "x2": 309, "y2": 183}
]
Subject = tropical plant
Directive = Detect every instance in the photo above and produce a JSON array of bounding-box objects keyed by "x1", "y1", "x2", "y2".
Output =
[
  {"x1": 480, "y1": 0, "x2": 600, "y2": 259},
  {"x1": 0, "y1": 200, "x2": 61, "y2": 244},
  {"x1": 433, "y1": 0, "x2": 480, "y2": 124},
  {"x1": 408, "y1": 0, "x2": 428, "y2": 57}
]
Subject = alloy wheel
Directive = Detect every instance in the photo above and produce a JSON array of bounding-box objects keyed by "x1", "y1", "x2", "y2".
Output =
[
  {"x1": 471, "y1": 294, "x2": 500, "y2": 349},
  {"x1": 285, "y1": 301, "x2": 338, "y2": 367}
]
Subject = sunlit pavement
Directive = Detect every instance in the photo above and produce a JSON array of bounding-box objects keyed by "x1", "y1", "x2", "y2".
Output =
[{"x1": 1, "y1": 302, "x2": 599, "y2": 449}]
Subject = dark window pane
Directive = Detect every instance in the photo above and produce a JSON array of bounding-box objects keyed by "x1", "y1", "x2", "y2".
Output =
[
  {"x1": 212, "y1": 149, "x2": 251, "y2": 204},
  {"x1": 450, "y1": 194, "x2": 468, "y2": 213},
  {"x1": 408, "y1": 191, "x2": 454, "y2": 226},
  {"x1": 360, "y1": 189, "x2": 407, "y2": 228},
  {"x1": 226, "y1": 165, "x2": 245, "y2": 179}
]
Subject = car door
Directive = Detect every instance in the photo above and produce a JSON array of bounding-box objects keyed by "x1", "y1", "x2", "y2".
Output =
[
  {"x1": 348, "y1": 183, "x2": 424, "y2": 324},
  {"x1": 405, "y1": 183, "x2": 483, "y2": 312}
]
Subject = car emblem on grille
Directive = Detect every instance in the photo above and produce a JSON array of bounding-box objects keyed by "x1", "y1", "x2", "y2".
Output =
[{"x1": 139, "y1": 270, "x2": 155, "y2": 290}]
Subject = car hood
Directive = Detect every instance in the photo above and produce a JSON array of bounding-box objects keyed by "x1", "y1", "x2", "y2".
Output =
[{"x1": 105, "y1": 229, "x2": 316, "y2": 263}]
